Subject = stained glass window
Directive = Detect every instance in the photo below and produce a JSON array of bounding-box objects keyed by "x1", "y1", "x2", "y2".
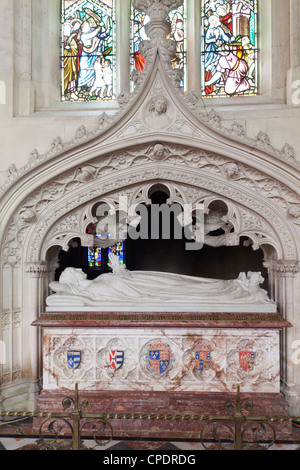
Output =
[
  {"x1": 201, "y1": 0, "x2": 258, "y2": 97},
  {"x1": 130, "y1": 2, "x2": 186, "y2": 88},
  {"x1": 108, "y1": 242, "x2": 125, "y2": 265},
  {"x1": 167, "y1": 4, "x2": 186, "y2": 83},
  {"x1": 130, "y1": 9, "x2": 149, "y2": 74},
  {"x1": 61, "y1": 0, "x2": 116, "y2": 102},
  {"x1": 88, "y1": 246, "x2": 102, "y2": 267},
  {"x1": 87, "y1": 222, "x2": 125, "y2": 268}
]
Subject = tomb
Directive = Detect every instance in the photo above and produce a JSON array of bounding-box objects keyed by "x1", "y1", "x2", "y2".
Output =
[{"x1": 1, "y1": 0, "x2": 299, "y2": 442}]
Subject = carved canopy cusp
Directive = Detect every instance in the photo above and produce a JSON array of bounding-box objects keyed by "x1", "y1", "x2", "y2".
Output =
[
  {"x1": 35, "y1": 171, "x2": 292, "y2": 268},
  {"x1": 132, "y1": 0, "x2": 184, "y2": 21},
  {"x1": 41, "y1": 202, "x2": 99, "y2": 258},
  {"x1": 132, "y1": 0, "x2": 183, "y2": 55}
]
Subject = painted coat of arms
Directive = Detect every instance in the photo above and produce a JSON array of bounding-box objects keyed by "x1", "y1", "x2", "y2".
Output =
[
  {"x1": 109, "y1": 350, "x2": 124, "y2": 371},
  {"x1": 195, "y1": 344, "x2": 211, "y2": 372},
  {"x1": 239, "y1": 351, "x2": 255, "y2": 371},
  {"x1": 67, "y1": 350, "x2": 81, "y2": 370},
  {"x1": 147, "y1": 341, "x2": 171, "y2": 375}
]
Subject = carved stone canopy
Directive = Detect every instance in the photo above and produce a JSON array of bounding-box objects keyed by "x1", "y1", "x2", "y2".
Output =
[
  {"x1": 132, "y1": 0, "x2": 184, "y2": 21},
  {"x1": 0, "y1": 17, "x2": 299, "y2": 271}
]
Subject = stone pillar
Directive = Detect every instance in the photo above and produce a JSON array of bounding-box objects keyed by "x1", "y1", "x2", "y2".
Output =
[
  {"x1": 23, "y1": 261, "x2": 51, "y2": 410},
  {"x1": 132, "y1": 0, "x2": 184, "y2": 87},
  {"x1": 116, "y1": 0, "x2": 131, "y2": 96},
  {"x1": 186, "y1": 0, "x2": 201, "y2": 92},
  {"x1": 15, "y1": 0, "x2": 34, "y2": 116},
  {"x1": 273, "y1": 260, "x2": 300, "y2": 412},
  {"x1": 287, "y1": 0, "x2": 300, "y2": 106}
]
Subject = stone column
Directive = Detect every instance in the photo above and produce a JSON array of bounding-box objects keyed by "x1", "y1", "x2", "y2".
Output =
[
  {"x1": 16, "y1": 0, "x2": 34, "y2": 116},
  {"x1": 273, "y1": 260, "x2": 300, "y2": 411},
  {"x1": 132, "y1": 0, "x2": 184, "y2": 88},
  {"x1": 23, "y1": 261, "x2": 51, "y2": 410},
  {"x1": 185, "y1": 0, "x2": 201, "y2": 92},
  {"x1": 287, "y1": 0, "x2": 300, "y2": 106},
  {"x1": 116, "y1": 0, "x2": 131, "y2": 96}
]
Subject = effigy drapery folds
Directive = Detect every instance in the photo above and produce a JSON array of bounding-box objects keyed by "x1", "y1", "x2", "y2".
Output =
[{"x1": 46, "y1": 252, "x2": 277, "y2": 313}]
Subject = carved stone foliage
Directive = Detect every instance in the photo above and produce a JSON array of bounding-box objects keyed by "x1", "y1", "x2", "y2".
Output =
[
  {"x1": 41, "y1": 184, "x2": 280, "y2": 263},
  {"x1": 2, "y1": 142, "x2": 300, "y2": 267},
  {"x1": 263, "y1": 259, "x2": 300, "y2": 277},
  {"x1": 96, "y1": 338, "x2": 137, "y2": 381},
  {"x1": 43, "y1": 206, "x2": 96, "y2": 255},
  {"x1": 132, "y1": 0, "x2": 183, "y2": 19},
  {"x1": 51, "y1": 336, "x2": 95, "y2": 383}
]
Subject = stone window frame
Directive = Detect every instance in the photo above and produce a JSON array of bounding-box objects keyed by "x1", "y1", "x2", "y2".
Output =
[{"x1": 13, "y1": 0, "x2": 291, "y2": 116}]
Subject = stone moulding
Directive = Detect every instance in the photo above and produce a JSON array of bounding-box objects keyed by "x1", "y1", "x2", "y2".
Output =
[{"x1": 32, "y1": 311, "x2": 292, "y2": 329}]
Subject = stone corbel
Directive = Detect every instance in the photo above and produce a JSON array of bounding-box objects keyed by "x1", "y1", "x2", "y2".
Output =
[
  {"x1": 24, "y1": 262, "x2": 51, "y2": 279},
  {"x1": 133, "y1": 0, "x2": 184, "y2": 67},
  {"x1": 263, "y1": 259, "x2": 299, "y2": 278},
  {"x1": 132, "y1": 0, "x2": 183, "y2": 21},
  {"x1": 273, "y1": 260, "x2": 300, "y2": 277}
]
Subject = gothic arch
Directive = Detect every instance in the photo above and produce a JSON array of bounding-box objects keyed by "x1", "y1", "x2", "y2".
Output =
[{"x1": 21, "y1": 159, "x2": 298, "y2": 265}]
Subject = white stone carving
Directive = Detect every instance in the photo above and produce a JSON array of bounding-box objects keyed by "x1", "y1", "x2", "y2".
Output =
[
  {"x1": 0, "y1": 0, "x2": 299, "y2": 412},
  {"x1": 132, "y1": 0, "x2": 183, "y2": 20},
  {"x1": 46, "y1": 253, "x2": 276, "y2": 312},
  {"x1": 3, "y1": 142, "x2": 298, "y2": 267},
  {"x1": 143, "y1": 94, "x2": 173, "y2": 129},
  {"x1": 25, "y1": 262, "x2": 50, "y2": 278},
  {"x1": 51, "y1": 336, "x2": 94, "y2": 383},
  {"x1": 96, "y1": 338, "x2": 136, "y2": 381}
]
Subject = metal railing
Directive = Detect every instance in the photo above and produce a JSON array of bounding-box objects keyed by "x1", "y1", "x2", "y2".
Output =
[{"x1": 1, "y1": 384, "x2": 300, "y2": 450}]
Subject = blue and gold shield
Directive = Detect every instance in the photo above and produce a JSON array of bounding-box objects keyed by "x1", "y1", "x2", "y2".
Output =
[
  {"x1": 67, "y1": 350, "x2": 81, "y2": 370},
  {"x1": 148, "y1": 341, "x2": 171, "y2": 375}
]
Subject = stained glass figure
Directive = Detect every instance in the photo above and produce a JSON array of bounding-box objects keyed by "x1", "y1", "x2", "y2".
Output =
[
  {"x1": 88, "y1": 246, "x2": 102, "y2": 267},
  {"x1": 61, "y1": 0, "x2": 115, "y2": 102},
  {"x1": 130, "y1": 2, "x2": 186, "y2": 88},
  {"x1": 167, "y1": 3, "x2": 186, "y2": 84},
  {"x1": 108, "y1": 242, "x2": 124, "y2": 265},
  {"x1": 201, "y1": 0, "x2": 258, "y2": 97},
  {"x1": 130, "y1": 9, "x2": 150, "y2": 73},
  {"x1": 87, "y1": 223, "x2": 103, "y2": 268}
]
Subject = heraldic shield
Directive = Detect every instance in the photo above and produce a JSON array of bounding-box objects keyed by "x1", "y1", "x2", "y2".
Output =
[
  {"x1": 67, "y1": 350, "x2": 81, "y2": 370},
  {"x1": 239, "y1": 351, "x2": 255, "y2": 372},
  {"x1": 148, "y1": 341, "x2": 171, "y2": 375},
  {"x1": 195, "y1": 349, "x2": 211, "y2": 372},
  {"x1": 109, "y1": 350, "x2": 124, "y2": 371}
]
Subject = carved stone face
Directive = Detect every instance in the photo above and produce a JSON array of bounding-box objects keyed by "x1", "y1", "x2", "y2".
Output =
[
  {"x1": 154, "y1": 98, "x2": 167, "y2": 114},
  {"x1": 19, "y1": 208, "x2": 35, "y2": 223},
  {"x1": 225, "y1": 162, "x2": 239, "y2": 178},
  {"x1": 289, "y1": 205, "x2": 300, "y2": 218},
  {"x1": 148, "y1": 95, "x2": 168, "y2": 115},
  {"x1": 152, "y1": 144, "x2": 165, "y2": 159}
]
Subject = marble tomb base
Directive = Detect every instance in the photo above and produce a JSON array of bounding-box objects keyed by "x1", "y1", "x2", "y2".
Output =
[{"x1": 32, "y1": 311, "x2": 292, "y2": 440}]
